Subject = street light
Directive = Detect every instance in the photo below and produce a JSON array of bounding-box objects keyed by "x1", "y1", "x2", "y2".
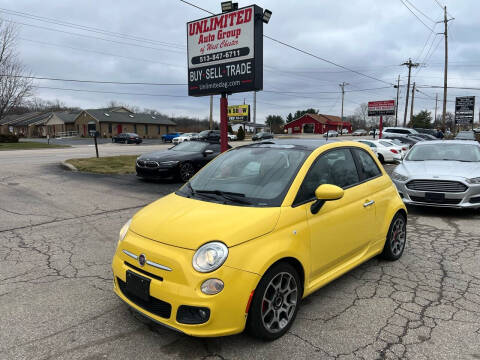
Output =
[
  {"x1": 262, "y1": 9, "x2": 272, "y2": 23},
  {"x1": 221, "y1": 1, "x2": 233, "y2": 12}
]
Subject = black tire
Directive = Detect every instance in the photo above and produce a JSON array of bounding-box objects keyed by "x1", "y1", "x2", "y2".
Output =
[
  {"x1": 179, "y1": 162, "x2": 195, "y2": 182},
  {"x1": 247, "y1": 262, "x2": 302, "y2": 341},
  {"x1": 380, "y1": 212, "x2": 407, "y2": 261},
  {"x1": 378, "y1": 154, "x2": 385, "y2": 164}
]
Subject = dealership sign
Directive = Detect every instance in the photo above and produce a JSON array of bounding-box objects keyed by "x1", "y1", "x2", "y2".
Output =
[
  {"x1": 187, "y1": 5, "x2": 263, "y2": 96},
  {"x1": 368, "y1": 100, "x2": 395, "y2": 116},
  {"x1": 455, "y1": 96, "x2": 475, "y2": 124},
  {"x1": 228, "y1": 104, "x2": 250, "y2": 123}
]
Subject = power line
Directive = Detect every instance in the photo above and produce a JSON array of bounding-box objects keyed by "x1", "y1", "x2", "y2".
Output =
[
  {"x1": 1, "y1": 74, "x2": 186, "y2": 86},
  {"x1": 0, "y1": 8, "x2": 185, "y2": 49},
  {"x1": 4, "y1": 19, "x2": 186, "y2": 54},
  {"x1": 399, "y1": 0, "x2": 435, "y2": 32},
  {"x1": 403, "y1": 0, "x2": 436, "y2": 23},
  {"x1": 178, "y1": 0, "x2": 393, "y2": 86}
]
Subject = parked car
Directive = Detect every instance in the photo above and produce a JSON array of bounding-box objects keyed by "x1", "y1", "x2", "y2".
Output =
[
  {"x1": 322, "y1": 130, "x2": 338, "y2": 137},
  {"x1": 358, "y1": 139, "x2": 403, "y2": 163},
  {"x1": 172, "y1": 132, "x2": 198, "y2": 145},
  {"x1": 354, "y1": 140, "x2": 378, "y2": 156},
  {"x1": 252, "y1": 132, "x2": 274, "y2": 141},
  {"x1": 368, "y1": 129, "x2": 380, "y2": 136},
  {"x1": 341, "y1": 129, "x2": 350, "y2": 135},
  {"x1": 352, "y1": 129, "x2": 367, "y2": 136},
  {"x1": 161, "y1": 132, "x2": 183, "y2": 143},
  {"x1": 228, "y1": 133, "x2": 238, "y2": 141},
  {"x1": 112, "y1": 133, "x2": 142, "y2": 144},
  {"x1": 410, "y1": 133, "x2": 437, "y2": 141},
  {"x1": 391, "y1": 140, "x2": 480, "y2": 208},
  {"x1": 455, "y1": 131, "x2": 476, "y2": 141},
  {"x1": 113, "y1": 139, "x2": 407, "y2": 340},
  {"x1": 383, "y1": 127, "x2": 419, "y2": 136},
  {"x1": 382, "y1": 134, "x2": 420, "y2": 148},
  {"x1": 414, "y1": 128, "x2": 437, "y2": 136},
  {"x1": 473, "y1": 127, "x2": 480, "y2": 134},
  {"x1": 136, "y1": 141, "x2": 224, "y2": 182},
  {"x1": 193, "y1": 130, "x2": 221, "y2": 142}
]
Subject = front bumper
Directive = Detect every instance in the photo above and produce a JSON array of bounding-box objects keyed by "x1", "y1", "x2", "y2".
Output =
[
  {"x1": 392, "y1": 178, "x2": 480, "y2": 208},
  {"x1": 136, "y1": 165, "x2": 177, "y2": 179},
  {"x1": 112, "y1": 231, "x2": 260, "y2": 337}
]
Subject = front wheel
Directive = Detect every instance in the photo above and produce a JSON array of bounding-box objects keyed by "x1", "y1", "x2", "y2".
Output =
[
  {"x1": 247, "y1": 263, "x2": 301, "y2": 341},
  {"x1": 380, "y1": 213, "x2": 407, "y2": 261},
  {"x1": 179, "y1": 162, "x2": 195, "y2": 182}
]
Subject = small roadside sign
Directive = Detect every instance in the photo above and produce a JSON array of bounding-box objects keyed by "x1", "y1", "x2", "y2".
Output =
[
  {"x1": 455, "y1": 96, "x2": 475, "y2": 125},
  {"x1": 368, "y1": 100, "x2": 395, "y2": 116}
]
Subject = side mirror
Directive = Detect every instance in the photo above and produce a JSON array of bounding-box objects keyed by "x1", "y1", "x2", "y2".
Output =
[{"x1": 311, "y1": 184, "x2": 344, "y2": 214}]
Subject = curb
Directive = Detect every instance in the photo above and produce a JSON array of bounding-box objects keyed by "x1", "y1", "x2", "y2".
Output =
[{"x1": 60, "y1": 161, "x2": 78, "y2": 172}]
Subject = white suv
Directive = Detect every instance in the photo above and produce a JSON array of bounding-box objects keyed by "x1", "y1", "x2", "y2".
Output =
[{"x1": 382, "y1": 127, "x2": 419, "y2": 136}]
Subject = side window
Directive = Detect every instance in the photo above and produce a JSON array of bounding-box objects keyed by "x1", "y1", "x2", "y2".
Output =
[
  {"x1": 353, "y1": 149, "x2": 382, "y2": 180},
  {"x1": 294, "y1": 148, "x2": 360, "y2": 205}
]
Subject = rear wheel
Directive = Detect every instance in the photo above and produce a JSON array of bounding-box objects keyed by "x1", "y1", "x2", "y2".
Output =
[
  {"x1": 247, "y1": 263, "x2": 301, "y2": 341},
  {"x1": 381, "y1": 213, "x2": 407, "y2": 261},
  {"x1": 179, "y1": 162, "x2": 195, "y2": 182},
  {"x1": 378, "y1": 154, "x2": 385, "y2": 164}
]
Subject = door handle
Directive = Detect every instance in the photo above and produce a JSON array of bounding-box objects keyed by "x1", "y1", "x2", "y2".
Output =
[{"x1": 363, "y1": 200, "x2": 375, "y2": 207}]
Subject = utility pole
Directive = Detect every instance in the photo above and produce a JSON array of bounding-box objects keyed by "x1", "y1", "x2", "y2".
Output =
[
  {"x1": 438, "y1": 6, "x2": 453, "y2": 130},
  {"x1": 209, "y1": 95, "x2": 213, "y2": 130},
  {"x1": 410, "y1": 82, "x2": 416, "y2": 125},
  {"x1": 253, "y1": 91, "x2": 256, "y2": 124},
  {"x1": 339, "y1": 82, "x2": 349, "y2": 135},
  {"x1": 434, "y1": 93, "x2": 438, "y2": 125},
  {"x1": 394, "y1": 75, "x2": 400, "y2": 126},
  {"x1": 401, "y1": 59, "x2": 419, "y2": 127}
]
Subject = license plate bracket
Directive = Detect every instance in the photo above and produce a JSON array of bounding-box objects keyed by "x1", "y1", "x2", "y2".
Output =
[
  {"x1": 425, "y1": 192, "x2": 445, "y2": 203},
  {"x1": 126, "y1": 270, "x2": 150, "y2": 301}
]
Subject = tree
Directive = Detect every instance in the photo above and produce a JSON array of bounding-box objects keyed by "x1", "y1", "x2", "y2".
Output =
[
  {"x1": 409, "y1": 110, "x2": 432, "y2": 129},
  {"x1": 293, "y1": 108, "x2": 318, "y2": 119},
  {"x1": 354, "y1": 103, "x2": 368, "y2": 128},
  {"x1": 0, "y1": 19, "x2": 33, "y2": 122},
  {"x1": 286, "y1": 113, "x2": 293, "y2": 123},
  {"x1": 265, "y1": 114, "x2": 284, "y2": 133},
  {"x1": 237, "y1": 126, "x2": 245, "y2": 140}
]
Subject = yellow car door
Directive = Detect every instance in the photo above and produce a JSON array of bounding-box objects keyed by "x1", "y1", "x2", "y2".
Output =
[{"x1": 293, "y1": 147, "x2": 377, "y2": 283}]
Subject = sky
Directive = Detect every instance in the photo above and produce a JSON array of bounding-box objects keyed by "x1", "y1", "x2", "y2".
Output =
[{"x1": 1, "y1": 0, "x2": 479, "y2": 125}]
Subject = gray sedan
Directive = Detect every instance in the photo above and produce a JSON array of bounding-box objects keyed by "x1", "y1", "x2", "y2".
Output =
[{"x1": 391, "y1": 140, "x2": 480, "y2": 208}]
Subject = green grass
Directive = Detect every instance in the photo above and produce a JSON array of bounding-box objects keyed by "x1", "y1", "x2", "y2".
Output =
[
  {"x1": 0, "y1": 142, "x2": 69, "y2": 150},
  {"x1": 66, "y1": 155, "x2": 139, "y2": 174}
]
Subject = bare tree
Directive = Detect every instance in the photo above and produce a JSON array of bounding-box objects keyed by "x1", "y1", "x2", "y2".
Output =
[{"x1": 0, "y1": 19, "x2": 33, "y2": 121}]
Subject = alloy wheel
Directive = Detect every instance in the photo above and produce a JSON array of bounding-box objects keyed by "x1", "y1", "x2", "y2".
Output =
[
  {"x1": 261, "y1": 272, "x2": 298, "y2": 333},
  {"x1": 179, "y1": 162, "x2": 194, "y2": 182},
  {"x1": 390, "y1": 216, "x2": 406, "y2": 256}
]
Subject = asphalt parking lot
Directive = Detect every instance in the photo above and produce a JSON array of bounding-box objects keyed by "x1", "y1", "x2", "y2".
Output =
[{"x1": 1, "y1": 148, "x2": 480, "y2": 359}]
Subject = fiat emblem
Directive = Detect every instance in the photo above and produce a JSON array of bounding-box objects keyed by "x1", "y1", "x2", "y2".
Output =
[{"x1": 138, "y1": 254, "x2": 146, "y2": 267}]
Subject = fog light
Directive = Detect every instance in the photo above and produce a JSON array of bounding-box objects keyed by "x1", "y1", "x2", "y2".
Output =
[
  {"x1": 176, "y1": 305, "x2": 210, "y2": 324},
  {"x1": 201, "y1": 278, "x2": 224, "y2": 295}
]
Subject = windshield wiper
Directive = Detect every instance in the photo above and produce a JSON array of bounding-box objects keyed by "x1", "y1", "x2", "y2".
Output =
[{"x1": 195, "y1": 190, "x2": 252, "y2": 205}]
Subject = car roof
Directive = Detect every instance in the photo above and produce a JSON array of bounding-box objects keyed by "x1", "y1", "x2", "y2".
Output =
[
  {"x1": 413, "y1": 140, "x2": 479, "y2": 145},
  {"x1": 244, "y1": 138, "x2": 341, "y2": 150}
]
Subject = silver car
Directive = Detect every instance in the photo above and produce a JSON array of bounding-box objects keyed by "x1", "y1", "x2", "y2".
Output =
[{"x1": 391, "y1": 140, "x2": 480, "y2": 208}]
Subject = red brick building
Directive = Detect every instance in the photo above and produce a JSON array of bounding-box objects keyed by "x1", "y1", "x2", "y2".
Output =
[{"x1": 283, "y1": 113, "x2": 352, "y2": 134}]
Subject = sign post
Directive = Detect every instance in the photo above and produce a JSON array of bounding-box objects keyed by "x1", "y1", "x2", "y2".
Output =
[
  {"x1": 187, "y1": 4, "x2": 267, "y2": 152},
  {"x1": 455, "y1": 96, "x2": 475, "y2": 131},
  {"x1": 368, "y1": 100, "x2": 395, "y2": 139}
]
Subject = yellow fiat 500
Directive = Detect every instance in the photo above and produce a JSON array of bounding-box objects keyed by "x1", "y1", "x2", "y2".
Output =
[{"x1": 112, "y1": 139, "x2": 407, "y2": 340}]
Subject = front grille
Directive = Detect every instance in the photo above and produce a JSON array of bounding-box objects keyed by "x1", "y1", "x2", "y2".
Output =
[
  {"x1": 117, "y1": 277, "x2": 171, "y2": 318},
  {"x1": 410, "y1": 196, "x2": 461, "y2": 205},
  {"x1": 137, "y1": 160, "x2": 159, "y2": 169},
  {"x1": 406, "y1": 180, "x2": 467, "y2": 193}
]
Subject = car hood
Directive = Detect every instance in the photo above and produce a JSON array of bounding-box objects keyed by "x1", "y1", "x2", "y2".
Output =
[
  {"x1": 129, "y1": 193, "x2": 281, "y2": 249},
  {"x1": 138, "y1": 150, "x2": 195, "y2": 161},
  {"x1": 397, "y1": 160, "x2": 480, "y2": 179}
]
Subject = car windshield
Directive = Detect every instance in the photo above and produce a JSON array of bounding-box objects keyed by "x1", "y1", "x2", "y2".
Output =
[
  {"x1": 171, "y1": 141, "x2": 207, "y2": 152},
  {"x1": 179, "y1": 145, "x2": 310, "y2": 206},
  {"x1": 406, "y1": 143, "x2": 480, "y2": 162}
]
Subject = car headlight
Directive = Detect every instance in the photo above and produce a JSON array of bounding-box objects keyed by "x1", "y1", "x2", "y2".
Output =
[
  {"x1": 391, "y1": 171, "x2": 409, "y2": 182},
  {"x1": 159, "y1": 160, "x2": 179, "y2": 166},
  {"x1": 192, "y1": 242, "x2": 228, "y2": 273},
  {"x1": 119, "y1": 218, "x2": 132, "y2": 242},
  {"x1": 466, "y1": 177, "x2": 480, "y2": 184}
]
